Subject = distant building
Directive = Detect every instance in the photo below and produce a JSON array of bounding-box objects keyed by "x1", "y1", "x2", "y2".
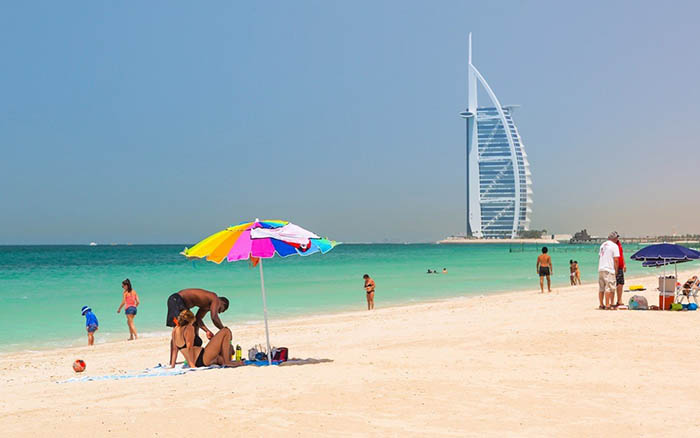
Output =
[
  {"x1": 571, "y1": 229, "x2": 593, "y2": 242},
  {"x1": 553, "y1": 234, "x2": 573, "y2": 242},
  {"x1": 460, "y1": 34, "x2": 533, "y2": 239}
]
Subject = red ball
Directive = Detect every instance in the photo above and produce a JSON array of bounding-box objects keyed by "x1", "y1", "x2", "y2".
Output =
[{"x1": 73, "y1": 359, "x2": 86, "y2": 373}]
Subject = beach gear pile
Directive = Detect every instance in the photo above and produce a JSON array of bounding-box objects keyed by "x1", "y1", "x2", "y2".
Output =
[
  {"x1": 628, "y1": 295, "x2": 698, "y2": 311},
  {"x1": 248, "y1": 344, "x2": 289, "y2": 362}
]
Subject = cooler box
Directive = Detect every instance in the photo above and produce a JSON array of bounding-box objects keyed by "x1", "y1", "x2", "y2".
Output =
[
  {"x1": 659, "y1": 292, "x2": 674, "y2": 310},
  {"x1": 658, "y1": 276, "x2": 676, "y2": 293}
]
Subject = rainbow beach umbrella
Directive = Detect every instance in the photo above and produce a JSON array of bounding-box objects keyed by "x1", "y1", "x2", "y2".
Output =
[{"x1": 182, "y1": 219, "x2": 339, "y2": 363}]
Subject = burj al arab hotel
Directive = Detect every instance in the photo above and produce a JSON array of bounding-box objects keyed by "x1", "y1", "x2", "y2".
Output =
[{"x1": 460, "y1": 34, "x2": 532, "y2": 239}]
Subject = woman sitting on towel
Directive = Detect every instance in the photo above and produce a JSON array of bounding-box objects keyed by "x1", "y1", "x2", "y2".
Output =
[{"x1": 170, "y1": 309, "x2": 242, "y2": 368}]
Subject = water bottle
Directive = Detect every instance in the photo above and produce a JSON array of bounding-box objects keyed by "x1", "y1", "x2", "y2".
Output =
[{"x1": 235, "y1": 344, "x2": 242, "y2": 361}]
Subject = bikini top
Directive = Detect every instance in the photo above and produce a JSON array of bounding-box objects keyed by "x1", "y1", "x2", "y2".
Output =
[{"x1": 175, "y1": 327, "x2": 202, "y2": 350}]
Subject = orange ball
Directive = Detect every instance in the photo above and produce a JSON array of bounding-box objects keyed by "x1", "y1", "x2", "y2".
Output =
[{"x1": 73, "y1": 359, "x2": 86, "y2": 373}]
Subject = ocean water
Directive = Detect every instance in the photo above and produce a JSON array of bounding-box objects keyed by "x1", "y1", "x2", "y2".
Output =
[{"x1": 1, "y1": 243, "x2": 697, "y2": 352}]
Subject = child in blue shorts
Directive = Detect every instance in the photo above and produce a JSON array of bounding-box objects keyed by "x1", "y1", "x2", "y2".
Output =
[{"x1": 81, "y1": 305, "x2": 99, "y2": 346}]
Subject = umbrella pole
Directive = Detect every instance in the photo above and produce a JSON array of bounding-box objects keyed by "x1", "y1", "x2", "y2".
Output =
[{"x1": 258, "y1": 258, "x2": 273, "y2": 365}]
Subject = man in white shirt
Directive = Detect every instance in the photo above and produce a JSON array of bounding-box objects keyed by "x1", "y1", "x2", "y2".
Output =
[{"x1": 598, "y1": 231, "x2": 621, "y2": 309}]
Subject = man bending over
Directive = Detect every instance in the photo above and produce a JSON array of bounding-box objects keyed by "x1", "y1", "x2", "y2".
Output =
[{"x1": 166, "y1": 289, "x2": 229, "y2": 359}]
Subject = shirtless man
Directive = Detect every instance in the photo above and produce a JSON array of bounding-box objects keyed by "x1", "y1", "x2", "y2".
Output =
[
  {"x1": 363, "y1": 274, "x2": 375, "y2": 310},
  {"x1": 536, "y1": 247, "x2": 553, "y2": 293},
  {"x1": 166, "y1": 288, "x2": 229, "y2": 360}
]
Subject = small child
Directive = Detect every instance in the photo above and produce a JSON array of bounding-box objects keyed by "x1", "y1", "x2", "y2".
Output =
[{"x1": 81, "y1": 305, "x2": 99, "y2": 346}]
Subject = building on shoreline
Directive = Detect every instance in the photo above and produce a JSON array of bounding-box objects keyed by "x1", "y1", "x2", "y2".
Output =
[{"x1": 460, "y1": 34, "x2": 532, "y2": 239}]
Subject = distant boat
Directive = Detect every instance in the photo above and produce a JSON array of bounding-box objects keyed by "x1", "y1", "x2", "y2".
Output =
[{"x1": 89, "y1": 242, "x2": 98, "y2": 246}]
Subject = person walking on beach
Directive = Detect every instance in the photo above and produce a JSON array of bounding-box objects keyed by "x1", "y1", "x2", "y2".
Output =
[
  {"x1": 536, "y1": 247, "x2": 553, "y2": 293},
  {"x1": 363, "y1": 274, "x2": 375, "y2": 310},
  {"x1": 598, "y1": 232, "x2": 620, "y2": 309},
  {"x1": 614, "y1": 235, "x2": 626, "y2": 307},
  {"x1": 166, "y1": 289, "x2": 229, "y2": 359},
  {"x1": 117, "y1": 278, "x2": 140, "y2": 340},
  {"x1": 81, "y1": 305, "x2": 99, "y2": 346}
]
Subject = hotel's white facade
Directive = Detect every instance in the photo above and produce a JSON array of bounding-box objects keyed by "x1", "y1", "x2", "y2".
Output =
[{"x1": 460, "y1": 34, "x2": 532, "y2": 239}]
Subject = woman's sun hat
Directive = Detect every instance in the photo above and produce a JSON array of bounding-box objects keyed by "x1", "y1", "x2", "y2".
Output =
[{"x1": 81, "y1": 306, "x2": 91, "y2": 316}]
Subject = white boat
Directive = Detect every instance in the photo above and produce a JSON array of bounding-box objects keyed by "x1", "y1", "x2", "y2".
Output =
[{"x1": 89, "y1": 242, "x2": 98, "y2": 246}]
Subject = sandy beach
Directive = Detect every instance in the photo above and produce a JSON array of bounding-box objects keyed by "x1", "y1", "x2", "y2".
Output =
[{"x1": 3, "y1": 270, "x2": 700, "y2": 437}]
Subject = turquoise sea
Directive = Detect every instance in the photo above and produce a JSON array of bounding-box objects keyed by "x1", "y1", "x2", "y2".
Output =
[{"x1": 1, "y1": 243, "x2": 698, "y2": 352}]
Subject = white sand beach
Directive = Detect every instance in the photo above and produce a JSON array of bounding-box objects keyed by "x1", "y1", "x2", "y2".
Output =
[{"x1": 3, "y1": 270, "x2": 700, "y2": 437}]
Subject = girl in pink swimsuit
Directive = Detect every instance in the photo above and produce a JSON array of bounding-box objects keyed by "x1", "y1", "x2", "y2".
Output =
[{"x1": 117, "y1": 278, "x2": 140, "y2": 340}]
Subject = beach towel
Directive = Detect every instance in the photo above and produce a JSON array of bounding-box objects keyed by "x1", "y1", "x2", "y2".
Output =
[
  {"x1": 58, "y1": 363, "x2": 219, "y2": 383},
  {"x1": 58, "y1": 360, "x2": 287, "y2": 383}
]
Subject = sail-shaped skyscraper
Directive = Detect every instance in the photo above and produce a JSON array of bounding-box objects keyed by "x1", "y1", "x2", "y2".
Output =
[{"x1": 460, "y1": 34, "x2": 532, "y2": 239}]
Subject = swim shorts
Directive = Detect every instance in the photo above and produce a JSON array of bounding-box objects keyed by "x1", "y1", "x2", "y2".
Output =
[
  {"x1": 539, "y1": 266, "x2": 550, "y2": 277},
  {"x1": 125, "y1": 306, "x2": 137, "y2": 315},
  {"x1": 616, "y1": 268, "x2": 625, "y2": 286},
  {"x1": 166, "y1": 293, "x2": 187, "y2": 327},
  {"x1": 599, "y1": 271, "x2": 616, "y2": 293},
  {"x1": 87, "y1": 323, "x2": 98, "y2": 333}
]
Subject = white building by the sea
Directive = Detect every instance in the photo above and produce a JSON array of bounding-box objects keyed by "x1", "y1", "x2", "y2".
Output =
[{"x1": 460, "y1": 34, "x2": 533, "y2": 239}]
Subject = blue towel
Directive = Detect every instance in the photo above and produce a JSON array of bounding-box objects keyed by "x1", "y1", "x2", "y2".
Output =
[
  {"x1": 244, "y1": 359, "x2": 282, "y2": 367},
  {"x1": 58, "y1": 363, "x2": 219, "y2": 383},
  {"x1": 59, "y1": 360, "x2": 281, "y2": 383}
]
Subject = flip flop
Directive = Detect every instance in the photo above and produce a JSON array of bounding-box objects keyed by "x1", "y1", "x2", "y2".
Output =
[{"x1": 598, "y1": 305, "x2": 606, "y2": 310}]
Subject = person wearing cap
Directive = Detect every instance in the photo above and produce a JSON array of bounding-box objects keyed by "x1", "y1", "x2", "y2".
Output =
[
  {"x1": 81, "y1": 306, "x2": 99, "y2": 346},
  {"x1": 614, "y1": 234, "x2": 626, "y2": 307},
  {"x1": 598, "y1": 232, "x2": 621, "y2": 309}
]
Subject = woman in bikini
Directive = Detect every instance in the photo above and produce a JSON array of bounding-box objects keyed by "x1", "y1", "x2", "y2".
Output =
[
  {"x1": 169, "y1": 309, "x2": 242, "y2": 368},
  {"x1": 117, "y1": 278, "x2": 140, "y2": 340},
  {"x1": 363, "y1": 274, "x2": 375, "y2": 310},
  {"x1": 569, "y1": 260, "x2": 576, "y2": 286}
]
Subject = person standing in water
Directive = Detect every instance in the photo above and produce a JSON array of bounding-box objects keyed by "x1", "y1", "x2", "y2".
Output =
[
  {"x1": 569, "y1": 260, "x2": 576, "y2": 286},
  {"x1": 536, "y1": 247, "x2": 553, "y2": 293},
  {"x1": 117, "y1": 278, "x2": 140, "y2": 340},
  {"x1": 363, "y1": 274, "x2": 375, "y2": 310}
]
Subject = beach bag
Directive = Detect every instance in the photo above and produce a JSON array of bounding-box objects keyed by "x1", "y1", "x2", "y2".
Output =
[
  {"x1": 628, "y1": 295, "x2": 648, "y2": 310},
  {"x1": 248, "y1": 344, "x2": 265, "y2": 361},
  {"x1": 255, "y1": 351, "x2": 268, "y2": 361},
  {"x1": 689, "y1": 303, "x2": 698, "y2": 311},
  {"x1": 671, "y1": 302, "x2": 683, "y2": 311},
  {"x1": 272, "y1": 347, "x2": 288, "y2": 362}
]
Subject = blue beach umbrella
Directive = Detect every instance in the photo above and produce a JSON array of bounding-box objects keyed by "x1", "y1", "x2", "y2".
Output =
[
  {"x1": 630, "y1": 243, "x2": 700, "y2": 263},
  {"x1": 631, "y1": 243, "x2": 700, "y2": 295}
]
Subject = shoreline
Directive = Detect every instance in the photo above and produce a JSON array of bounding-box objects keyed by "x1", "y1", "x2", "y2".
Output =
[{"x1": 2, "y1": 268, "x2": 693, "y2": 357}]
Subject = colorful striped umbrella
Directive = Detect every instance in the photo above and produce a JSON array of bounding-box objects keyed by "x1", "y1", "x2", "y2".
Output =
[{"x1": 182, "y1": 219, "x2": 339, "y2": 363}]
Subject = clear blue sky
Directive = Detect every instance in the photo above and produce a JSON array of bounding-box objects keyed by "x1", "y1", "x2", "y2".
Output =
[{"x1": 2, "y1": 1, "x2": 699, "y2": 244}]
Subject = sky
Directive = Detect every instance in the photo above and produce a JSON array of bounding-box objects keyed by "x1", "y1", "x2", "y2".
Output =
[{"x1": 2, "y1": 1, "x2": 700, "y2": 244}]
